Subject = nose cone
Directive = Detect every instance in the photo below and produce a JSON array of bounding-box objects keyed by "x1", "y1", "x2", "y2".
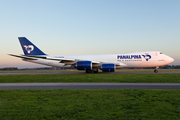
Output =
[{"x1": 165, "y1": 56, "x2": 174, "y2": 64}]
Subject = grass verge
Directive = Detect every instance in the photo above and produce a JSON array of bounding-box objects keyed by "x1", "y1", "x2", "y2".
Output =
[
  {"x1": 0, "y1": 74, "x2": 180, "y2": 83},
  {"x1": 0, "y1": 89, "x2": 180, "y2": 119}
]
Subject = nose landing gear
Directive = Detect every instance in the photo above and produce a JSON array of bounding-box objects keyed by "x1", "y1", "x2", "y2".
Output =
[
  {"x1": 154, "y1": 69, "x2": 158, "y2": 73},
  {"x1": 154, "y1": 67, "x2": 159, "y2": 73}
]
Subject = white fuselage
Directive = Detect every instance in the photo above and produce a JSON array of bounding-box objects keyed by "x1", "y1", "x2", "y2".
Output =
[{"x1": 23, "y1": 51, "x2": 174, "y2": 69}]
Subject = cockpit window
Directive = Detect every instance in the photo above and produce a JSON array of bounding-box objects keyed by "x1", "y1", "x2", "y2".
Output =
[{"x1": 160, "y1": 52, "x2": 163, "y2": 54}]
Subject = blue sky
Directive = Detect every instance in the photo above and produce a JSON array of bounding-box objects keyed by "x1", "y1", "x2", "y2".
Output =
[{"x1": 0, "y1": 0, "x2": 180, "y2": 68}]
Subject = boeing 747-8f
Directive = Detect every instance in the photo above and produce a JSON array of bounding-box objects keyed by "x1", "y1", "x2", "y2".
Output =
[{"x1": 9, "y1": 37, "x2": 174, "y2": 73}]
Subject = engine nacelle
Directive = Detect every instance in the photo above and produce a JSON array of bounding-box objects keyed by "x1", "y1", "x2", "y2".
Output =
[
  {"x1": 101, "y1": 64, "x2": 115, "y2": 72},
  {"x1": 76, "y1": 61, "x2": 92, "y2": 70}
]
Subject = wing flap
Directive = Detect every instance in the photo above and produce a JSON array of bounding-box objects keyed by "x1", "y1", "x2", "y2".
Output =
[{"x1": 46, "y1": 57, "x2": 75, "y2": 62}]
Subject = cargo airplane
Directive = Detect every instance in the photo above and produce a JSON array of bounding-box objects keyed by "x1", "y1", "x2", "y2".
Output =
[{"x1": 9, "y1": 37, "x2": 174, "y2": 73}]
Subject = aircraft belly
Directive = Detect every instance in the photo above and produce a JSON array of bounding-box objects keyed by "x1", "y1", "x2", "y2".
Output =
[{"x1": 139, "y1": 60, "x2": 160, "y2": 68}]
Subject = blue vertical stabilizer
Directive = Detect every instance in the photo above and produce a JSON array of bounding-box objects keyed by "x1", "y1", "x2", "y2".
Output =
[{"x1": 18, "y1": 37, "x2": 46, "y2": 55}]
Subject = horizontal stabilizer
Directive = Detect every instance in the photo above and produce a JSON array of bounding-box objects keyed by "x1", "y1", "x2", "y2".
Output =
[{"x1": 8, "y1": 54, "x2": 38, "y2": 60}]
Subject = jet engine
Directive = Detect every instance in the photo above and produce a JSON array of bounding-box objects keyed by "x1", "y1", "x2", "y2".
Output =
[
  {"x1": 76, "y1": 61, "x2": 92, "y2": 70},
  {"x1": 101, "y1": 64, "x2": 115, "y2": 72}
]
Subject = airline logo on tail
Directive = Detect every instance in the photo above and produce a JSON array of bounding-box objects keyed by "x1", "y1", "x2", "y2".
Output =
[{"x1": 23, "y1": 45, "x2": 34, "y2": 54}]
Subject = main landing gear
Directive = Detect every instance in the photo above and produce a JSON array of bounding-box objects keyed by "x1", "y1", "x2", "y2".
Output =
[
  {"x1": 85, "y1": 68, "x2": 98, "y2": 73},
  {"x1": 154, "y1": 67, "x2": 159, "y2": 73}
]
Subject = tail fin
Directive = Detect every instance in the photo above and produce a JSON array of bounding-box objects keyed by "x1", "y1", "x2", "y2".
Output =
[{"x1": 18, "y1": 37, "x2": 46, "y2": 55}]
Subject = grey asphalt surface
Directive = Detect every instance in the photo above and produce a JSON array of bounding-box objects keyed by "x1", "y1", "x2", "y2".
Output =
[
  {"x1": 0, "y1": 83, "x2": 180, "y2": 89},
  {"x1": 0, "y1": 70, "x2": 179, "y2": 89}
]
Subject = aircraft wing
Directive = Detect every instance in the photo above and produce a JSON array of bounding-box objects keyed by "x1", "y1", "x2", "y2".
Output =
[
  {"x1": 9, "y1": 54, "x2": 101, "y2": 64},
  {"x1": 9, "y1": 54, "x2": 124, "y2": 67},
  {"x1": 9, "y1": 54, "x2": 76, "y2": 63},
  {"x1": 43, "y1": 56, "x2": 102, "y2": 65}
]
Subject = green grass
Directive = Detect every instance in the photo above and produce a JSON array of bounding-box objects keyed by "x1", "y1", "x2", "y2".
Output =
[
  {"x1": 0, "y1": 89, "x2": 180, "y2": 120},
  {"x1": 0, "y1": 74, "x2": 180, "y2": 83}
]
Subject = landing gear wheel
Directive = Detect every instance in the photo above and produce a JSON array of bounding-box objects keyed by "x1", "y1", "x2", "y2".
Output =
[
  {"x1": 93, "y1": 68, "x2": 98, "y2": 73},
  {"x1": 86, "y1": 70, "x2": 91, "y2": 73},
  {"x1": 154, "y1": 70, "x2": 158, "y2": 73},
  {"x1": 85, "y1": 69, "x2": 98, "y2": 73}
]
